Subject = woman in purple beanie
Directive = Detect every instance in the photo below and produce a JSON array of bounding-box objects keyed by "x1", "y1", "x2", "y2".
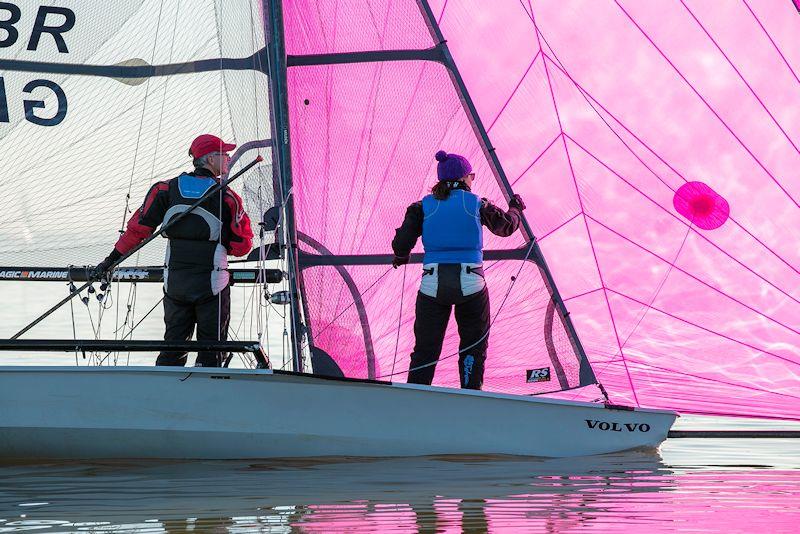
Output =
[{"x1": 391, "y1": 151, "x2": 526, "y2": 390}]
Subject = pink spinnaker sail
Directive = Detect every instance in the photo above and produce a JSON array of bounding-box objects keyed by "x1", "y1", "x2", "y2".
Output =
[{"x1": 283, "y1": 1, "x2": 800, "y2": 421}]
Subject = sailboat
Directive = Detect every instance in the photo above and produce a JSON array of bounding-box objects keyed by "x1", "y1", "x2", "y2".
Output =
[{"x1": 0, "y1": 0, "x2": 797, "y2": 459}]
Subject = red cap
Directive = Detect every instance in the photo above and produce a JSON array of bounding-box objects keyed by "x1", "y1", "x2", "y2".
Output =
[{"x1": 189, "y1": 134, "x2": 236, "y2": 159}]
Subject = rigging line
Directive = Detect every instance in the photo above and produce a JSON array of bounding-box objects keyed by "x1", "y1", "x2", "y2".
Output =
[
  {"x1": 119, "y1": 0, "x2": 167, "y2": 235},
  {"x1": 67, "y1": 277, "x2": 78, "y2": 365},
  {"x1": 117, "y1": 295, "x2": 164, "y2": 343},
  {"x1": 123, "y1": 275, "x2": 139, "y2": 365},
  {"x1": 303, "y1": 266, "x2": 394, "y2": 344},
  {"x1": 96, "y1": 296, "x2": 164, "y2": 366},
  {"x1": 232, "y1": 282, "x2": 258, "y2": 340},
  {"x1": 378, "y1": 240, "x2": 536, "y2": 380},
  {"x1": 265, "y1": 287, "x2": 272, "y2": 362},
  {"x1": 148, "y1": 0, "x2": 182, "y2": 182},
  {"x1": 390, "y1": 264, "x2": 407, "y2": 377},
  {"x1": 225, "y1": 329, "x2": 256, "y2": 369}
]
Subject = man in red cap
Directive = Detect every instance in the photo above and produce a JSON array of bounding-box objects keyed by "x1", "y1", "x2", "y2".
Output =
[{"x1": 95, "y1": 134, "x2": 254, "y2": 367}]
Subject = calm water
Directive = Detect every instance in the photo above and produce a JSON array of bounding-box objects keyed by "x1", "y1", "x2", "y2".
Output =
[
  {"x1": 2, "y1": 287, "x2": 800, "y2": 532},
  {"x1": 1, "y1": 436, "x2": 800, "y2": 533}
]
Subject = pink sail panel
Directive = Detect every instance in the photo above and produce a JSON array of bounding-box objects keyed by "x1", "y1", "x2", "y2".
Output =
[{"x1": 283, "y1": 1, "x2": 800, "y2": 420}]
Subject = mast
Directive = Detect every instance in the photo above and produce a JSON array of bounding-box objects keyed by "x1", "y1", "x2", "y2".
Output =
[{"x1": 264, "y1": 0, "x2": 305, "y2": 372}]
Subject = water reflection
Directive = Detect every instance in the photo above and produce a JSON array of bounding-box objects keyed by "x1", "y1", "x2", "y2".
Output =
[{"x1": 1, "y1": 447, "x2": 799, "y2": 532}]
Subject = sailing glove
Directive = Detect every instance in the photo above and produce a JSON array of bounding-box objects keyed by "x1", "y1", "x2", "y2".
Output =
[
  {"x1": 392, "y1": 255, "x2": 409, "y2": 268},
  {"x1": 509, "y1": 194, "x2": 526, "y2": 211},
  {"x1": 94, "y1": 249, "x2": 122, "y2": 278}
]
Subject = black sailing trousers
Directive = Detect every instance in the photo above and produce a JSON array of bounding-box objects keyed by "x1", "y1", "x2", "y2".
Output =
[
  {"x1": 155, "y1": 285, "x2": 231, "y2": 367},
  {"x1": 408, "y1": 280, "x2": 490, "y2": 390}
]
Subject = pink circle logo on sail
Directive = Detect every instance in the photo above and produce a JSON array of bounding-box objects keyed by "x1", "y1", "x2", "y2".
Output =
[{"x1": 673, "y1": 181, "x2": 730, "y2": 230}]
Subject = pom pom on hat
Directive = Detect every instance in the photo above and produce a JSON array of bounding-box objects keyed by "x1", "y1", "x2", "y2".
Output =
[{"x1": 435, "y1": 150, "x2": 472, "y2": 181}]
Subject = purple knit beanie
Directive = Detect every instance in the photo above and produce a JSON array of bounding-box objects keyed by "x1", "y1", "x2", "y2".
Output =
[{"x1": 435, "y1": 150, "x2": 472, "y2": 181}]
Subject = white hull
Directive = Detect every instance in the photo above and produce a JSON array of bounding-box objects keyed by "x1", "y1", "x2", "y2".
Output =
[{"x1": 0, "y1": 367, "x2": 676, "y2": 459}]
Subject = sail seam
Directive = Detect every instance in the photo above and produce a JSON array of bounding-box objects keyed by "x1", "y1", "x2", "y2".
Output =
[
  {"x1": 486, "y1": 49, "x2": 542, "y2": 134},
  {"x1": 741, "y1": 0, "x2": 800, "y2": 85},
  {"x1": 624, "y1": 360, "x2": 800, "y2": 403},
  {"x1": 607, "y1": 288, "x2": 800, "y2": 368},
  {"x1": 585, "y1": 213, "x2": 800, "y2": 339},
  {"x1": 540, "y1": 50, "x2": 800, "y2": 278},
  {"x1": 614, "y1": 0, "x2": 800, "y2": 210},
  {"x1": 510, "y1": 132, "x2": 562, "y2": 187},
  {"x1": 679, "y1": 0, "x2": 800, "y2": 157},
  {"x1": 528, "y1": 4, "x2": 638, "y2": 404},
  {"x1": 567, "y1": 133, "x2": 800, "y2": 308}
]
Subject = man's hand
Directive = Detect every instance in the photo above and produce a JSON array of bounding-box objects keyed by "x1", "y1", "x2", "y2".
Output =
[
  {"x1": 392, "y1": 255, "x2": 409, "y2": 269},
  {"x1": 509, "y1": 193, "x2": 526, "y2": 211},
  {"x1": 93, "y1": 249, "x2": 122, "y2": 279}
]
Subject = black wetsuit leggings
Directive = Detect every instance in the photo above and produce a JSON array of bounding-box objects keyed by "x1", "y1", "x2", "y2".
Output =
[
  {"x1": 155, "y1": 285, "x2": 231, "y2": 367},
  {"x1": 407, "y1": 287, "x2": 490, "y2": 390}
]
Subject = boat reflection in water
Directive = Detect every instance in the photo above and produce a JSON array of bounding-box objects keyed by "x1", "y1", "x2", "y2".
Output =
[{"x1": 2, "y1": 443, "x2": 799, "y2": 532}]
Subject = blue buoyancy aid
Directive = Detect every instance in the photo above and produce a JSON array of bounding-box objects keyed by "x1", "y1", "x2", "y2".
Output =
[{"x1": 421, "y1": 189, "x2": 483, "y2": 264}]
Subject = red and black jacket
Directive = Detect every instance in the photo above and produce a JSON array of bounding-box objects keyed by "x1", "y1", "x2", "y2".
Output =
[{"x1": 115, "y1": 168, "x2": 253, "y2": 300}]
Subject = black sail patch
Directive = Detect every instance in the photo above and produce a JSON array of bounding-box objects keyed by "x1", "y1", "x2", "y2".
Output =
[{"x1": 526, "y1": 367, "x2": 551, "y2": 383}]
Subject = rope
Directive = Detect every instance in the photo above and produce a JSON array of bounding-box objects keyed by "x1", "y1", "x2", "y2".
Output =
[
  {"x1": 390, "y1": 263, "x2": 407, "y2": 377},
  {"x1": 95, "y1": 295, "x2": 164, "y2": 366},
  {"x1": 67, "y1": 275, "x2": 79, "y2": 365},
  {"x1": 378, "y1": 240, "x2": 536, "y2": 380},
  {"x1": 568, "y1": 222, "x2": 694, "y2": 403},
  {"x1": 306, "y1": 266, "x2": 394, "y2": 343}
]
